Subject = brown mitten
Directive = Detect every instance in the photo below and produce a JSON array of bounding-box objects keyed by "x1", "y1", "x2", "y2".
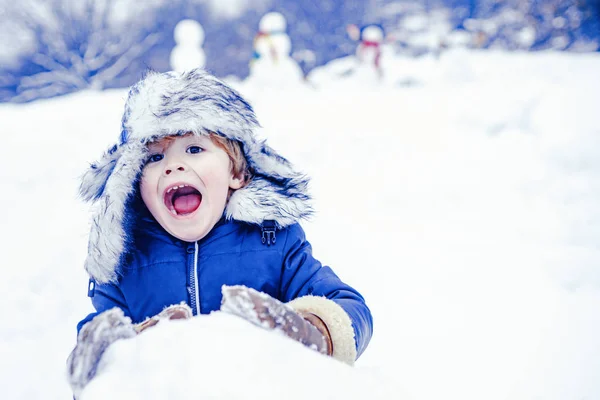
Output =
[
  {"x1": 220, "y1": 285, "x2": 332, "y2": 356},
  {"x1": 134, "y1": 303, "x2": 193, "y2": 333},
  {"x1": 67, "y1": 308, "x2": 136, "y2": 398}
]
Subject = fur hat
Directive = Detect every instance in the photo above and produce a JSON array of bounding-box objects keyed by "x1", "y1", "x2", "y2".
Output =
[{"x1": 80, "y1": 69, "x2": 312, "y2": 284}]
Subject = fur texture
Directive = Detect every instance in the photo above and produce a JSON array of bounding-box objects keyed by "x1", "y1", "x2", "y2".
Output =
[
  {"x1": 80, "y1": 69, "x2": 312, "y2": 284},
  {"x1": 288, "y1": 295, "x2": 358, "y2": 365}
]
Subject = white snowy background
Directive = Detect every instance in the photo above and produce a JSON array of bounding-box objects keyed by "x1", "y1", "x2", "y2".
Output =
[{"x1": 1, "y1": 49, "x2": 600, "y2": 399}]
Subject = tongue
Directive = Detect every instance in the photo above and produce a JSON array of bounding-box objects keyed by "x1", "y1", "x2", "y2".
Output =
[{"x1": 173, "y1": 194, "x2": 201, "y2": 215}]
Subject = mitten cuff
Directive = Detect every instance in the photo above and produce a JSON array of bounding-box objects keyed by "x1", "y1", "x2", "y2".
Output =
[{"x1": 288, "y1": 295, "x2": 356, "y2": 365}]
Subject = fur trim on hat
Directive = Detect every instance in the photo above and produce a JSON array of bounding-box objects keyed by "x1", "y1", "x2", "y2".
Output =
[{"x1": 80, "y1": 69, "x2": 312, "y2": 284}]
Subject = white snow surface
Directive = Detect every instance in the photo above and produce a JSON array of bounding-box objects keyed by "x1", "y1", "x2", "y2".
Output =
[
  {"x1": 83, "y1": 314, "x2": 388, "y2": 400},
  {"x1": 1, "y1": 49, "x2": 600, "y2": 399}
]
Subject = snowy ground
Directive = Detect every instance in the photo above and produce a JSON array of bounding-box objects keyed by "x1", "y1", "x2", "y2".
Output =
[{"x1": 1, "y1": 49, "x2": 599, "y2": 399}]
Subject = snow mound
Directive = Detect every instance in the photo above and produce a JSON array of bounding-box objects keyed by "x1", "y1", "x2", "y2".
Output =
[{"x1": 81, "y1": 312, "x2": 394, "y2": 400}]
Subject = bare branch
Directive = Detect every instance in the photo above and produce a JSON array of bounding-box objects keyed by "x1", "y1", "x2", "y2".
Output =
[
  {"x1": 8, "y1": 0, "x2": 169, "y2": 100},
  {"x1": 91, "y1": 33, "x2": 162, "y2": 88}
]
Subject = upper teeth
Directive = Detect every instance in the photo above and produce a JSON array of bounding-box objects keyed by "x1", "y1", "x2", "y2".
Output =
[{"x1": 167, "y1": 184, "x2": 188, "y2": 194}]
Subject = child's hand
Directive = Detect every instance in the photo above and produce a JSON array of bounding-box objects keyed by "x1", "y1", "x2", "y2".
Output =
[
  {"x1": 66, "y1": 308, "x2": 136, "y2": 398},
  {"x1": 220, "y1": 285, "x2": 332, "y2": 356}
]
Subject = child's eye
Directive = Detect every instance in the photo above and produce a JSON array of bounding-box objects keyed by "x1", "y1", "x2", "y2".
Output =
[
  {"x1": 147, "y1": 154, "x2": 164, "y2": 163},
  {"x1": 187, "y1": 146, "x2": 203, "y2": 154}
]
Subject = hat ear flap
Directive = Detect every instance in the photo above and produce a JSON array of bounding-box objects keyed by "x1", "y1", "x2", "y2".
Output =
[{"x1": 79, "y1": 144, "x2": 123, "y2": 202}]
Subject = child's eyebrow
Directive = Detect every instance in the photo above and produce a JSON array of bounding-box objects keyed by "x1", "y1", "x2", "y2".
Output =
[
  {"x1": 147, "y1": 142, "x2": 168, "y2": 152},
  {"x1": 147, "y1": 135, "x2": 204, "y2": 152},
  {"x1": 147, "y1": 142, "x2": 162, "y2": 150},
  {"x1": 185, "y1": 135, "x2": 205, "y2": 142}
]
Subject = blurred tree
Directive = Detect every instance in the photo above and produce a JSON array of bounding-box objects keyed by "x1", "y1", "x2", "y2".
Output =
[
  {"x1": 371, "y1": 0, "x2": 598, "y2": 55},
  {"x1": 465, "y1": 0, "x2": 599, "y2": 51},
  {"x1": 1, "y1": 0, "x2": 176, "y2": 102},
  {"x1": 271, "y1": 0, "x2": 369, "y2": 76}
]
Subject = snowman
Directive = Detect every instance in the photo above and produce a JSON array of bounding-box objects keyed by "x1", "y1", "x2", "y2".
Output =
[
  {"x1": 347, "y1": 23, "x2": 386, "y2": 78},
  {"x1": 170, "y1": 19, "x2": 206, "y2": 73},
  {"x1": 246, "y1": 12, "x2": 304, "y2": 86}
]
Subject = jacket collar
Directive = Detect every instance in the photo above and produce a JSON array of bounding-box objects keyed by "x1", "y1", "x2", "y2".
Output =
[{"x1": 135, "y1": 213, "x2": 240, "y2": 249}]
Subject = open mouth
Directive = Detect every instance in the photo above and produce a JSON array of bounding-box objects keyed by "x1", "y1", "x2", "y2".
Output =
[{"x1": 164, "y1": 184, "x2": 202, "y2": 216}]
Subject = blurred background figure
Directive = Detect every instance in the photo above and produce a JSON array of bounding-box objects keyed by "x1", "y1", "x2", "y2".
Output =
[
  {"x1": 170, "y1": 19, "x2": 206, "y2": 73},
  {"x1": 307, "y1": 23, "x2": 390, "y2": 87},
  {"x1": 347, "y1": 23, "x2": 387, "y2": 79},
  {"x1": 246, "y1": 11, "x2": 304, "y2": 87},
  {"x1": 252, "y1": 12, "x2": 289, "y2": 65}
]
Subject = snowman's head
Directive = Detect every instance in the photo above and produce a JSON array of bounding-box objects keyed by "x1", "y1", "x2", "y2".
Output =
[
  {"x1": 174, "y1": 19, "x2": 205, "y2": 45},
  {"x1": 259, "y1": 12, "x2": 287, "y2": 34},
  {"x1": 361, "y1": 25, "x2": 385, "y2": 43}
]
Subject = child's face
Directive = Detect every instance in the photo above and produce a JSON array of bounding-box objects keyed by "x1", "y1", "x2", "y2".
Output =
[{"x1": 140, "y1": 134, "x2": 243, "y2": 242}]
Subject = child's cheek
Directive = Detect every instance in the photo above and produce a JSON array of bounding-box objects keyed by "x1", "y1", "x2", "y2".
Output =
[
  {"x1": 139, "y1": 174, "x2": 156, "y2": 206},
  {"x1": 140, "y1": 167, "x2": 156, "y2": 187},
  {"x1": 139, "y1": 173, "x2": 148, "y2": 191}
]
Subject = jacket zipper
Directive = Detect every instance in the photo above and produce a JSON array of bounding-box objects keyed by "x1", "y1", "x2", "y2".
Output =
[{"x1": 188, "y1": 241, "x2": 201, "y2": 315}]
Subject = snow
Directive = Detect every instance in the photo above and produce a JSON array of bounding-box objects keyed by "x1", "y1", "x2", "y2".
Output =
[
  {"x1": 82, "y1": 314, "x2": 390, "y2": 400},
  {"x1": 1, "y1": 49, "x2": 600, "y2": 399}
]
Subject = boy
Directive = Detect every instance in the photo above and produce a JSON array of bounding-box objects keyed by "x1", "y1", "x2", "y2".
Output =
[{"x1": 67, "y1": 69, "x2": 373, "y2": 397}]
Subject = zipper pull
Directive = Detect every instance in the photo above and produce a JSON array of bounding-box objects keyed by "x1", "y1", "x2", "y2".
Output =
[{"x1": 261, "y1": 220, "x2": 277, "y2": 246}]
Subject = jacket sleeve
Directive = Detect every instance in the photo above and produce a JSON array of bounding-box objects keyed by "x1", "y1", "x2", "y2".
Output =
[
  {"x1": 76, "y1": 280, "x2": 133, "y2": 334},
  {"x1": 279, "y1": 224, "x2": 373, "y2": 365}
]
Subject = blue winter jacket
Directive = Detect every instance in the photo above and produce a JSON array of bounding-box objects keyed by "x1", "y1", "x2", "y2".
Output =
[{"x1": 78, "y1": 215, "x2": 373, "y2": 359}]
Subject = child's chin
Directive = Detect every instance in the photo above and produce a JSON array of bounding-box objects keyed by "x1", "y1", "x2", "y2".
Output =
[{"x1": 167, "y1": 226, "x2": 209, "y2": 243}]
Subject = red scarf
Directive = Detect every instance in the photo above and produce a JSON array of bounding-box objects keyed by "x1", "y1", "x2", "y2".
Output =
[{"x1": 358, "y1": 40, "x2": 381, "y2": 68}]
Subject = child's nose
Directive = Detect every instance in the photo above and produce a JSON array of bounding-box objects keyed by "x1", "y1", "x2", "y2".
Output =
[{"x1": 164, "y1": 164, "x2": 186, "y2": 176}]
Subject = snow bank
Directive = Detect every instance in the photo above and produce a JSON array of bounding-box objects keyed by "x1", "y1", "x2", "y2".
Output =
[{"x1": 81, "y1": 313, "x2": 394, "y2": 400}]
